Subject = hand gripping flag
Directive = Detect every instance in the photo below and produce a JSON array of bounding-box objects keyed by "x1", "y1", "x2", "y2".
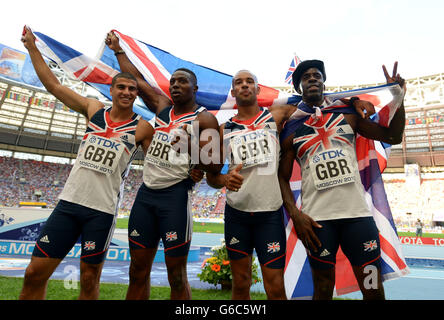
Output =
[
  {"x1": 29, "y1": 28, "x2": 155, "y2": 121},
  {"x1": 281, "y1": 83, "x2": 409, "y2": 299}
]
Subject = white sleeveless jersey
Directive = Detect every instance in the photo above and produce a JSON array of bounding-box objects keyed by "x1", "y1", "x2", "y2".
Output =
[
  {"x1": 143, "y1": 105, "x2": 206, "y2": 189},
  {"x1": 59, "y1": 107, "x2": 140, "y2": 215},
  {"x1": 224, "y1": 108, "x2": 282, "y2": 212},
  {"x1": 292, "y1": 112, "x2": 371, "y2": 221}
]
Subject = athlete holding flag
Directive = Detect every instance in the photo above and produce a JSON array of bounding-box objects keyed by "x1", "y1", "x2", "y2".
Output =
[
  {"x1": 106, "y1": 32, "x2": 221, "y2": 300},
  {"x1": 19, "y1": 27, "x2": 154, "y2": 300}
]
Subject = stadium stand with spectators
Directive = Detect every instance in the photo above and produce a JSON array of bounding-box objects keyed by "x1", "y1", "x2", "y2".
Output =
[{"x1": 1, "y1": 63, "x2": 444, "y2": 225}]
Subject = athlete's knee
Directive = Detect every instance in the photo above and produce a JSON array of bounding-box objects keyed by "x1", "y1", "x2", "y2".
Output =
[
  {"x1": 165, "y1": 258, "x2": 187, "y2": 290},
  {"x1": 128, "y1": 263, "x2": 150, "y2": 284},
  {"x1": 80, "y1": 263, "x2": 101, "y2": 288},
  {"x1": 168, "y1": 268, "x2": 187, "y2": 291},
  {"x1": 232, "y1": 269, "x2": 252, "y2": 293},
  {"x1": 261, "y1": 267, "x2": 286, "y2": 299},
  {"x1": 23, "y1": 264, "x2": 47, "y2": 286},
  {"x1": 311, "y1": 268, "x2": 335, "y2": 299}
]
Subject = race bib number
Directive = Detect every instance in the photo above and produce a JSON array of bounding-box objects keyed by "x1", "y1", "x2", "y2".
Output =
[
  {"x1": 145, "y1": 130, "x2": 189, "y2": 169},
  {"x1": 78, "y1": 135, "x2": 124, "y2": 175},
  {"x1": 310, "y1": 148, "x2": 356, "y2": 190},
  {"x1": 230, "y1": 129, "x2": 275, "y2": 169}
]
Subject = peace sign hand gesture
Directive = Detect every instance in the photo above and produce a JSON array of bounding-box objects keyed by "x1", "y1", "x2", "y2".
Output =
[{"x1": 382, "y1": 61, "x2": 406, "y2": 91}]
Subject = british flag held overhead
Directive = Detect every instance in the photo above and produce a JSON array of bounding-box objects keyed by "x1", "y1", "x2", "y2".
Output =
[
  {"x1": 284, "y1": 54, "x2": 302, "y2": 85},
  {"x1": 29, "y1": 26, "x2": 155, "y2": 122}
]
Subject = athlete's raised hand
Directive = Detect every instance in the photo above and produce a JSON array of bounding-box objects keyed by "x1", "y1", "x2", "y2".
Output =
[
  {"x1": 21, "y1": 26, "x2": 36, "y2": 50},
  {"x1": 383, "y1": 61, "x2": 406, "y2": 91},
  {"x1": 105, "y1": 31, "x2": 122, "y2": 53}
]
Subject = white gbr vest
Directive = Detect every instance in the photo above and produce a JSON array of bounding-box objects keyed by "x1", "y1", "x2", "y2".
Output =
[
  {"x1": 224, "y1": 108, "x2": 282, "y2": 212},
  {"x1": 293, "y1": 111, "x2": 371, "y2": 221},
  {"x1": 143, "y1": 106, "x2": 206, "y2": 189},
  {"x1": 59, "y1": 107, "x2": 140, "y2": 215}
]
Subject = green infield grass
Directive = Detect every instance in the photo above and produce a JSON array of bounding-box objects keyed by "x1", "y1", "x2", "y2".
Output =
[{"x1": 0, "y1": 276, "x2": 266, "y2": 300}]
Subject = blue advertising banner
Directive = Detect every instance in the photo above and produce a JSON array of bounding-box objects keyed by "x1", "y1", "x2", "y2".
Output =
[{"x1": 0, "y1": 43, "x2": 43, "y2": 88}]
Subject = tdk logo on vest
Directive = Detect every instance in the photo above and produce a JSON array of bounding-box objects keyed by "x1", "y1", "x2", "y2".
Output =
[
  {"x1": 91, "y1": 136, "x2": 121, "y2": 150},
  {"x1": 316, "y1": 149, "x2": 345, "y2": 161},
  {"x1": 242, "y1": 131, "x2": 266, "y2": 141},
  {"x1": 156, "y1": 131, "x2": 172, "y2": 143}
]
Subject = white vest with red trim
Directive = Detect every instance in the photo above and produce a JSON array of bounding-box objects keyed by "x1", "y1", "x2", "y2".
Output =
[
  {"x1": 143, "y1": 105, "x2": 206, "y2": 189},
  {"x1": 224, "y1": 108, "x2": 282, "y2": 212},
  {"x1": 59, "y1": 107, "x2": 140, "y2": 215}
]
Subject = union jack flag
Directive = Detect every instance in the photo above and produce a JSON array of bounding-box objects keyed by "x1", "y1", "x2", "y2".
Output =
[
  {"x1": 166, "y1": 231, "x2": 177, "y2": 242},
  {"x1": 267, "y1": 242, "x2": 281, "y2": 253},
  {"x1": 293, "y1": 110, "x2": 354, "y2": 161},
  {"x1": 363, "y1": 240, "x2": 378, "y2": 252},
  {"x1": 84, "y1": 241, "x2": 96, "y2": 251},
  {"x1": 284, "y1": 54, "x2": 302, "y2": 85}
]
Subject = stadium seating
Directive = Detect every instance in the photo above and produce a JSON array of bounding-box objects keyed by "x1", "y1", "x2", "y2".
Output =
[{"x1": 0, "y1": 156, "x2": 226, "y2": 219}]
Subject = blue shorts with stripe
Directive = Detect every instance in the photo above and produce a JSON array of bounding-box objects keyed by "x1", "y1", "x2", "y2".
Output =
[
  {"x1": 32, "y1": 200, "x2": 115, "y2": 264},
  {"x1": 307, "y1": 216, "x2": 381, "y2": 270},
  {"x1": 128, "y1": 179, "x2": 193, "y2": 257},
  {"x1": 224, "y1": 204, "x2": 286, "y2": 269}
]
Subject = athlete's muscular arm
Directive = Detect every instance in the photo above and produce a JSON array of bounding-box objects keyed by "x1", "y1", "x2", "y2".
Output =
[
  {"x1": 21, "y1": 27, "x2": 103, "y2": 121},
  {"x1": 268, "y1": 104, "x2": 297, "y2": 133},
  {"x1": 278, "y1": 134, "x2": 322, "y2": 252},
  {"x1": 345, "y1": 62, "x2": 406, "y2": 144},
  {"x1": 171, "y1": 112, "x2": 223, "y2": 174},
  {"x1": 105, "y1": 31, "x2": 171, "y2": 115},
  {"x1": 205, "y1": 124, "x2": 243, "y2": 191},
  {"x1": 193, "y1": 111, "x2": 224, "y2": 174},
  {"x1": 135, "y1": 119, "x2": 154, "y2": 154},
  {"x1": 206, "y1": 164, "x2": 243, "y2": 191}
]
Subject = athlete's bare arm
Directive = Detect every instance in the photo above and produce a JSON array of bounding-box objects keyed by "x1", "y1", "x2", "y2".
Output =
[
  {"x1": 105, "y1": 31, "x2": 171, "y2": 115},
  {"x1": 268, "y1": 104, "x2": 297, "y2": 133},
  {"x1": 193, "y1": 111, "x2": 224, "y2": 174},
  {"x1": 205, "y1": 123, "x2": 244, "y2": 191},
  {"x1": 268, "y1": 99, "x2": 376, "y2": 134},
  {"x1": 344, "y1": 62, "x2": 406, "y2": 144},
  {"x1": 135, "y1": 119, "x2": 154, "y2": 154},
  {"x1": 278, "y1": 133, "x2": 322, "y2": 252},
  {"x1": 21, "y1": 27, "x2": 103, "y2": 121}
]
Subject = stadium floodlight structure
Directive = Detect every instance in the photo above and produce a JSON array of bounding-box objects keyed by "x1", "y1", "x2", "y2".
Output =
[{"x1": 0, "y1": 65, "x2": 444, "y2": 168}]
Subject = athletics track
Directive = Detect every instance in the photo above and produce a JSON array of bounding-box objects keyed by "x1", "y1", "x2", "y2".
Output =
[{"x1": 1, "y1": 232, "x2": 444, "y2": 300}]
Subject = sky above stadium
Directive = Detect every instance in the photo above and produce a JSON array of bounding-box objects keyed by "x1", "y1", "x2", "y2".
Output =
[{"x1": 1, "y1": 0, "x2": 443, "y2": 87}]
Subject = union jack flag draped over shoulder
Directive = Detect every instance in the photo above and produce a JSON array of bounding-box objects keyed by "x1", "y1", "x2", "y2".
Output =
[{"x1": 28, "y1": 27, "x2": 409, "y2": 299}]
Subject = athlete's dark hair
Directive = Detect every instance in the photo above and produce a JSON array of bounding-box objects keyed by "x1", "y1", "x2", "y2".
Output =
[
  {"x1": 174, "y1": 68, "x2": 198, "y2": 86},
  {"x1": 111, "y1": 72, "x2": 138, "y2": 87}
]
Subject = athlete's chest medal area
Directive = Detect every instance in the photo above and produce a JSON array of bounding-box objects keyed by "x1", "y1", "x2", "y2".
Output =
[
  {"x1": 310, "y1": 147, "x2": 355, "y2": 190},
  {"x1": 145, "y1": 126, "x2": 190, "y2": 168},
  {"x1": 230, "y1": 128, "x2": 275, "y2": 169},
  {"x1": 78, "y1": 135, "x2": 125, "y2": 175}
]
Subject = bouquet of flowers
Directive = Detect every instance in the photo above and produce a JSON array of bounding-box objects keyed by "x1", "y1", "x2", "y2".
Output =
[{"x1": 198, "y1": 239, "x2": 261, "y2": 288}]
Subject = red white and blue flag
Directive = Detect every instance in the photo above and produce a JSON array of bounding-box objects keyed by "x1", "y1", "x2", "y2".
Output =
[
  {"x1": 284, "y1": 54, "x2": 302, "y2": 85},
  {"x1": 28, "y1": 28, "x2": 409, "y2": 299}
]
